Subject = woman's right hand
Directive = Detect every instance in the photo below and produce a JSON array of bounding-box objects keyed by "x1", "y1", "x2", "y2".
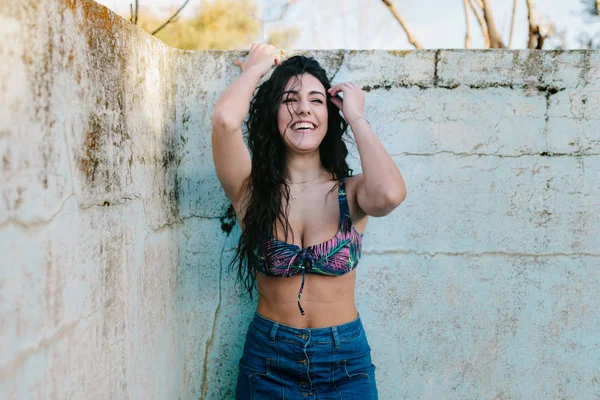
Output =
[{"x1": 234, "y1": 43, "x2": 282, "y2": 77}]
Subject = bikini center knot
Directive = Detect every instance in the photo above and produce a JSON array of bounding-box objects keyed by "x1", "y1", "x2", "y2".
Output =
[{"x1": 299, "y1": 248, "x2": 316, "y2": 272}]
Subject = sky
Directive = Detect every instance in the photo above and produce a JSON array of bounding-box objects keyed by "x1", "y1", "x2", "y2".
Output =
[{"x1": 95, "y1": 0, "x2": 599, "y2": 49}]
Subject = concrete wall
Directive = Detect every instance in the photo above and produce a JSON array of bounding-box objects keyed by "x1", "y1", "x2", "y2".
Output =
[{"x1": 1, "y1": 0, "x2": 598, "y2": 399}]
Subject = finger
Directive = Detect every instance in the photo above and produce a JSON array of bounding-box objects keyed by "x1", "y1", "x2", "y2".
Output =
[
  {"x1": 328, "y1": 85, "x2": 344, "y2": 96},
  {"x1": 329, "y1": 96, "x2": 343, "y2": 110},
  {"x1": 349, "y1": 82, "x2": 362, "y2": 91},
  {"x1": 250, "y1": 42, "x2": 258, "y2": 51},
  {"x1": 234, "y1": 59, "x2": 243, "y2": 69},
  {"x1": 270, "y1": 47, "x2": 281, "y2": 60},
  {"x1": 330, "y1": 82, "x2": 350, "y2": 93}
]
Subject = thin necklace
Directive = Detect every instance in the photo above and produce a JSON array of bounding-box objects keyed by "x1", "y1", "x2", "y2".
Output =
[{"x1": 287, "y1": 169, "x2": 327, "y2": 199}]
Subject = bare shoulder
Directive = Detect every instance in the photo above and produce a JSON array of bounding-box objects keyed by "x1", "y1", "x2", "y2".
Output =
[{"x1": 344, "y1": 174, "x2": 368, "y2": 233}]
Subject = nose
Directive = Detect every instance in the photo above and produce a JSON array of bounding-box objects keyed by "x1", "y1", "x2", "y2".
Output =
[{"x1": 296, "y1": 98, "x2": 312, "y2": 116}]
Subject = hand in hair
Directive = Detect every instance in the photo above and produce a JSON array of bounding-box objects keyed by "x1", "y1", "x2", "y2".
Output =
[
  {"x1": 327, "y1": 82, "x2": 366, "y2": 124},
  {"x1": 234, "y1": 43, "x2": 282, "y2": 77}
]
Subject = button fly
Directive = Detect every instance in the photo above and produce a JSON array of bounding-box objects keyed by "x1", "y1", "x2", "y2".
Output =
[{"x1": 302, "y1": 333, "x2": 309, "y2": 340}]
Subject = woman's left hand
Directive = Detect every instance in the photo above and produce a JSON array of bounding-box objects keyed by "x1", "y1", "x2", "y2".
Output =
[{"x1": 327, "y1": 82, "x2": 365, "y2": 123}]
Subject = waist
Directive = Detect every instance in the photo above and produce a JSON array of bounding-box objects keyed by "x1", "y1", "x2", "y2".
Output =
[
  {"x1": 256, "y1": 272, "x2": 357, "y2": 327},
  {"x1": 250, "y1": 311, "x2": 364, "y2": 344}
]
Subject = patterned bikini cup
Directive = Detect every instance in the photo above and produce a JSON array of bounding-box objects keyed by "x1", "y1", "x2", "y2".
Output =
[{"x1": 251, "y1": 177, "x2": 363, "y2": 315}]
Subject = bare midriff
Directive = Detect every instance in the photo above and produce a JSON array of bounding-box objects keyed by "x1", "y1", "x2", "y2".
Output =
[{"x1": 256, "y1": 269, "x2": 359, "y2": 328}]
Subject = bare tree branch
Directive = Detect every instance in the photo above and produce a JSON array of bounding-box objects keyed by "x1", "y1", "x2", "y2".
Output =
[
  {"x1": 526, "y1": 0, "x2": 554, "y2": 49},
  {"x1": 526, "y1": 0, "x2": 538, "y2": 48},
  {"x1": 151, "y1": 0, "x2": 192, "y2": 36},
  {"x1": 468, "y1": 0, "x2": 490, "y2": 47},
  {"x1": 129, "y1": 1, "x2": 139, "y2": 25},
  {"x1": 480, "y1": 0, "x2": 506, "y2": 47},
  {"x1": 508, "y1": 0, "x2": 518, "y2": 47},
  {"x1": 463, "y1": 0, "x2": 471, "y2": 48},
  {"x1": 381, "y1": 0, "x2": 423, "y2": 49}
]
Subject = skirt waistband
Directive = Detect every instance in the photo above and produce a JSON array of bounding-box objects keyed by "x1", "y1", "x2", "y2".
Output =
[{"x1": 250, "y1": 312, "x2": 364, "y2": 346}]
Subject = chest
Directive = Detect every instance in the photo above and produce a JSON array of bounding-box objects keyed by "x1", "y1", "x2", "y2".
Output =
[{"x1": 273, "y1": 182, "x2": 341, "y2": 248}]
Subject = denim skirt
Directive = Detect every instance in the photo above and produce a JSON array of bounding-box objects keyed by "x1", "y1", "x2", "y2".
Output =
[{"x1": 235, "y1": 312, "x2": 378, "y2": 400}]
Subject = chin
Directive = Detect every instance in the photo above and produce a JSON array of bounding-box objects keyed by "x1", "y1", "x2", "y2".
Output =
[{"x1": 289, "y1": 137, "x2": 324, "y2": 152}]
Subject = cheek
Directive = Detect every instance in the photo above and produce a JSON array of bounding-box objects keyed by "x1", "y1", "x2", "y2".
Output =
[
  {"x1": 276, "y1": 111, "x2": 288, "y2": 134},
  {"x1": 278, "y1": 106, "x2": 294, "y2": 124}
]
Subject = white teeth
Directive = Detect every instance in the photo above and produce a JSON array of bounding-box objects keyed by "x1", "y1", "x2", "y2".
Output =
[{"x1": 293, "y1": 122, "x2": 315, "y2": 130}]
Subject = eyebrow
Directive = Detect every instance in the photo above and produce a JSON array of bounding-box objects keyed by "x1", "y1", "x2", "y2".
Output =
[{"x1": 283, "y1": 90, "x2": 326, "y2": 97}]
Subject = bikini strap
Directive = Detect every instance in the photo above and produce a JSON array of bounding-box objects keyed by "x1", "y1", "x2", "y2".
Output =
[{"x1": 338, "y1": 177, "x2": 351, "y2": 233}]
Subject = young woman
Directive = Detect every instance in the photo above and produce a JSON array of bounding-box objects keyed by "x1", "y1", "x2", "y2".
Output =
[{"x1": 211, "y1": 43, "x2": 406, "y2": 399}]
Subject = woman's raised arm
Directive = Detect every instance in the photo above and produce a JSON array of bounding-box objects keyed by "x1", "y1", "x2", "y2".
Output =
[
  {"x1": 211, "y1": 44, "x2": 281, "y2": 209},
  {"x1": 328, "y1": 82, "x2": 407, "y2": 217}
]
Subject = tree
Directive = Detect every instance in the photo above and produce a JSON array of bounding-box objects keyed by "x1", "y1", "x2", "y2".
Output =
[
  {"x1": 266, "y1": 26, "x2": 300, "y2": 48},
  {"x1": 128, "y1": 0, "x2": 298, "y2": 50},
  {"x1": 381, "y1": 0, "x2": 422, "y2": 49},
  {"x1": 576, "y1": 0, "x2": 600, "y2": 49},
  {"x1": 581, "y1": 0, "x2": 599, "y2": 16},
  {"x1": 382, "y1": 0, "x2": 560, "y2": 49}
]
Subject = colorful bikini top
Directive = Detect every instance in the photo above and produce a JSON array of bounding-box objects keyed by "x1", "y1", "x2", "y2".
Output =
[{"x1": 251, "y1": 178, "x2": 363, "y2": 315}]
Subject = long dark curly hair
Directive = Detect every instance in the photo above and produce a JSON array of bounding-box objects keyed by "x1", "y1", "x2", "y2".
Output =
[{"x1": 231, "y1": 55, "x2": 352, "y2": 297}]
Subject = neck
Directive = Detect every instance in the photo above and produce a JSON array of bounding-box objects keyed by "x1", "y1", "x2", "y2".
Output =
[{"x1": 285, "y1": 151, "x2": 325, "y2": 184}]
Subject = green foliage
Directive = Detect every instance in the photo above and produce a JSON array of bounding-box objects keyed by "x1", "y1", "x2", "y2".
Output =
[{"x1": 130, "y1": 0, "x2": 297, "y2": 50}]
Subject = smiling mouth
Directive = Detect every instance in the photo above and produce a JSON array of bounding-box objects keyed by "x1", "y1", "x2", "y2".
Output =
[{"x1": 291, "y1": 122, "x2": 317, "y2": 132}]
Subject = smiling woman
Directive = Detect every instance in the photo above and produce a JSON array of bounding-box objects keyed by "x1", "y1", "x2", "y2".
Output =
[
  {"x1": 211, "y1": 43, "x2": 406, "y2": 399},
  {"x1": 277, "y1": 74, "x2": 330, "y2": 153}
]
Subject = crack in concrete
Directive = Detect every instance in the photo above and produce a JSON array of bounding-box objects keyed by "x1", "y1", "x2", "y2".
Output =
[
  {"x1": 0, "y1": 318, "x2": 80, "y2": 380},
  {"x1": 364, "y1": 249, "x2": 600, "y2": 258},
  {"x1": 539, "y1": 86, "x2": 565, "y2": 153},
  {"x1": 389, "y1": 150, "x2": 600, "y2": 158},
  {"x1": 148, "y1": 213, "x2": 217, "y2": 236},
  {"x1": 0, "y1": 193, "x2": 76, "y2": 229},
  {"x1": 329, "y1": 50, "x2": 346, "y2": 82},
  {"x1": 360, "y1": 80, "x2": 569, "y2": 94},
  {"x1": 199, "y1": 237, "x2": 225, "y2": 400},
  {"x1": 433, "y1": 49, "x2": 441, "y2": 87},
  {"x1": 0, "y1": 303, "x2": 105, "y2": 380},
  {"x1": 79, "y1": 195, "x2": 139, "y2": 210}
]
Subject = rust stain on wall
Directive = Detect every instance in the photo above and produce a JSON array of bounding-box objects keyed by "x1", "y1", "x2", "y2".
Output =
[
  {"x1": 44, "y1": 242, "x2": 65, "y2": 327},
  {"x1": 389, "y1": 50, "x2": 412, "y2": 57},
  {"x1": 79, "y1": 114, "x2": 103, "y2": 183}
]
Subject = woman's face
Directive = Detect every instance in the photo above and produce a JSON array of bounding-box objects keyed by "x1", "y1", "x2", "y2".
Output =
[{"x1": 277, "y1": 73, "x2": 329, "y2": 154}]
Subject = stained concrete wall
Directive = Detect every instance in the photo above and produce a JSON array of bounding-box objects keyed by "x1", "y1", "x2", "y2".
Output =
[{"x1": 1, "y1": 0, "x2": 599, "y2": 399}]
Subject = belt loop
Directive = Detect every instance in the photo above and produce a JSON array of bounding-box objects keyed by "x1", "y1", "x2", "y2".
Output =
[
  {"x1": 269, "y1": 322, "x2": 279, "y2": 343},
  {"x1": 331, "y1": 325, "x2": 341, "y2": 348}
]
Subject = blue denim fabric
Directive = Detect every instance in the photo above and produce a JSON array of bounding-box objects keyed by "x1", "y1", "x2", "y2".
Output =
[{"x1": 235, "y1": 312, "x2": 378, "y2": 400}]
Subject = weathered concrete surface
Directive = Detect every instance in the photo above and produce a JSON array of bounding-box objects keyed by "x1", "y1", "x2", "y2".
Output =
[{"x1": 1, "y1": 0, "x2": 599, "y2": 399}]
